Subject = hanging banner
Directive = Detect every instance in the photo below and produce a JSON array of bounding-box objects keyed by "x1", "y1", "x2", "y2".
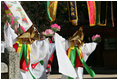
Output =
[
  {"x1": 67, "y1": 1, "x2": 78, "y2": 26},
  {"x1": 87, "y1": 1, "x2": 105, "y2": 26},
  {"x1": 99, "y1": 1, "x2": 114, "y2": 27},
  {"x1": 99, "y1": 1, "x2": 107, "y2": 26},
  {"x1": 87, "y1": 1, "x2": 96, "y2": 26},
  {"x1": 95, "y1": 1, "x2": 100, "y2": 25},
  {"x1": 3, "y1": 2, "x2": 11, "y2": 14},
  {"x1": 112, "y1": 1, "x2": 116, "y2": 27},
  {"x1": 106, "y1": 1, "x2": 114, "y2": 27},
  {"x1": 4, "y1": 1, "x2": 32, "y2": 31},
  {"x1": 111, "y1": 1, "x2": 114, "y2": 27},
  {"x1": 47, "y1": 1, "x2": 58, "y2": 22},
  {"x1": 3, "y1": 2, "x2": 24, "y2": 34}
]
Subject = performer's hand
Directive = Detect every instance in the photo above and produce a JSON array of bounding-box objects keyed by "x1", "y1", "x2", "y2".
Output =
[{"x1": 5, "y1": 21, "x2": 8, "y2": 27}]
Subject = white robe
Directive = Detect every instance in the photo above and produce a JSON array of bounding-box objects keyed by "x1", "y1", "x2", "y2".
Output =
[
  {"x1": 4, "y1": 23, "x2": 77, "y2": 79},
  {"x1": 4, "y1": 23, "x2": 17, "y2": 48},
  {"x1": 54, "y1": 33, "x2": 77, "y2": 78},
  {"x1": 4, "y1": 23, "x2": 97, "y2": 79},
  {"x1": 20, "y1": 39, "x2": 55, "y2": 79},
  {"x1": 3, "y1": 23, "x2": 55, "y2": 79},
  {"x1": 55, "y1": 33, "x2": 98, "y2": 79}
]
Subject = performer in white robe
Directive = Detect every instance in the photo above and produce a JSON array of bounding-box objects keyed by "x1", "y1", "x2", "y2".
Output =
[
  {"x1": 61, "y1": 42, "x2": 97, "y2": 79},
  {"x1": 3, "y1": 1, "x2": 58, "y2": 79},
  {"x1": 4, "y1": 22, "x2": 55, "y2": 79},
  {"x1": 4, "y1": 22, "x2": 77, "y2": 79},
  {"x1": 54, "y1": 33, "x2": 97, "y2": 79},
  {"x1": 20, "y1": 39, "x2": 55, "y2": 79}
]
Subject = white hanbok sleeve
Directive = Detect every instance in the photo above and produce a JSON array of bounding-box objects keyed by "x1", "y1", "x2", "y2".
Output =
[
  {"x1": 29, "y1": 39, "x2": 55, "y2": 79},
  {"x1": 81, "y1": 42, "x2": 97, "y2": 62},
  {"x1": 30, "y1": 39, "x2": 50, "y2": 64},
  {"x1": 4, "y1": 23, "x2": 17, "y2": 48},
  {"x1": 48, "y1": 43, "x2": 55, "y2": 60},
  {"x1": 54, "y1": 33, "x2": 77, "y2": 78}
]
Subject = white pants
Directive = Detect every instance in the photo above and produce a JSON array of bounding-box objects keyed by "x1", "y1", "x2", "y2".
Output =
[{"x1": 61, "y1": 67, "x2": 83, "y2": 79}]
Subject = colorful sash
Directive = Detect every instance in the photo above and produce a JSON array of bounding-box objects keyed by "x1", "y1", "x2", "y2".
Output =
[
  {"x1": 76, "y1": 47, "x2": 95, "y2": 78},
  {"x1": 47, "y1": 1, "x2": 58, "y2": 22},
  {"x1": 68, "y1": 42, "x2": 95, "y2": 78},
  {"x1": 15, "y1": 39, "x2": 36, "y2": 79},
  {"x1": 67, "y1": 1, "x2": 78, "y2": 26}
]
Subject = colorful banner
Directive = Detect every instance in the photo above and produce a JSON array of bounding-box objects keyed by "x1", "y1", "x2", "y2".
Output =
[
  {"x1": 4, "y1": 1, "x2": 32, "y2": 31},
  {"x1": 3, "y1": 2, "x2": 19, "y2": 34},
  {"x1": 16, "y1": 39, "x2": 35, "y2": 79},
  {"x1": 87, "y1": 1, "x2": 96, "y2": 26},
  {"x1": 67, "y1": 1, "x2": 78, "y2": 26},
  {"x1": 87, "y1": 1, "x2": 108, "y2": 26},
  {"x1": 47, "y1": 1, "x2": 58, "y2": 22},
  {"x1": 3, "y1": 2, "x2": 11, "y2": 14}
]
